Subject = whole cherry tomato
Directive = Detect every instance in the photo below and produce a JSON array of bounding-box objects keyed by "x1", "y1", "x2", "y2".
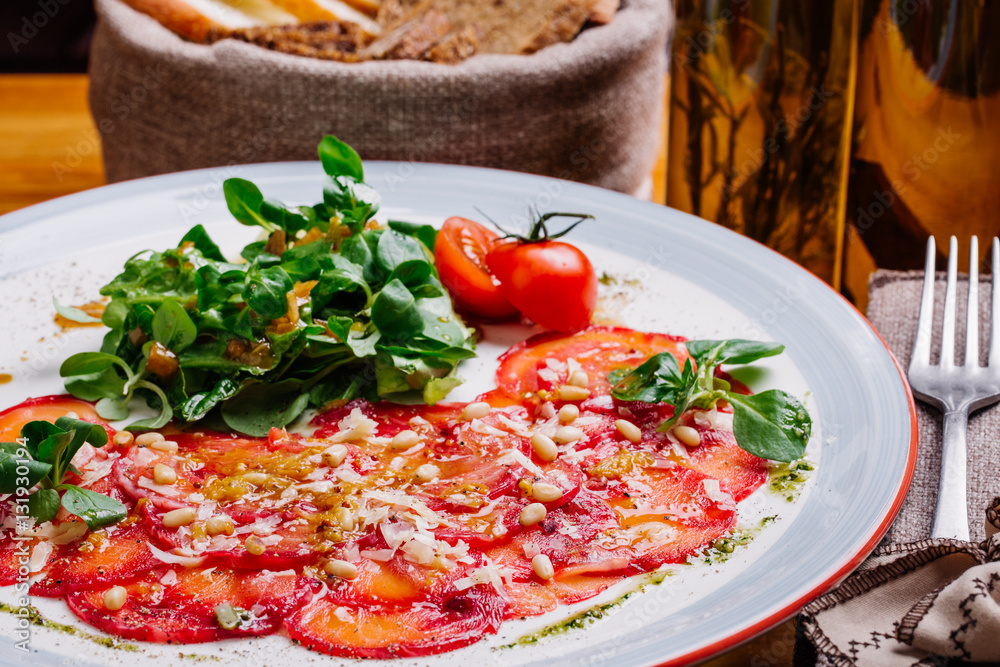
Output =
[
  {"x1": 433, "y1": 217, "x2": 519, "y2": 320},
  {"x1": 485, "y1": 213, "x2": 597, "y2": 333}
]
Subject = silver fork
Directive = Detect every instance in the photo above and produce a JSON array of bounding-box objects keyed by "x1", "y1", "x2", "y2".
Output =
[{"x1": 908, "y1": 236, "x2": 1000, "y2": 540}]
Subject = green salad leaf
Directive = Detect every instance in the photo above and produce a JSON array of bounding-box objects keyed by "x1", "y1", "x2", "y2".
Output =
[
  {"x1": 59, "y1": 136, "x2": 476, "y2": 436},
  {"x1": 1, "y1": 419, "x2": 126, "y2": 530},
  {"x1": 609, "y1": 339, "x2": 811, "y2": 462}
]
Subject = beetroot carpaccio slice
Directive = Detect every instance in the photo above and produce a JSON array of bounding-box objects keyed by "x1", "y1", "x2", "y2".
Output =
[
  {"x1": 285, "y1": 581, "x2": 505, "y2": 659},
  {"x1": 68, "y1": 567, "x2": 320, "y2": 642},
  {"x1": 0, "y1": 324, "x2": 790, "y2": 657}
]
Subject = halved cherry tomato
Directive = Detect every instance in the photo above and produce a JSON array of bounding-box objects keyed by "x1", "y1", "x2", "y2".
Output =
[
  {"x1": 486, "y1": 237, "x2": 597, "y2": 333},
  {"x1": 433, "y1": 217, "x2": 518, "y2": 320}
]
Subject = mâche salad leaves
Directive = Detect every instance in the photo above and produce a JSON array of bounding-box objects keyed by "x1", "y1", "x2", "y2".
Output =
[
  {"x1": 59, "y1": 137, "x2": 475, "y2": 437},
  {"x1": 609, "y1": 340, "x2": 811, "y2": 462},
  {"x1": 0, "y1": 419, "x2": 126, "y2": 529}
]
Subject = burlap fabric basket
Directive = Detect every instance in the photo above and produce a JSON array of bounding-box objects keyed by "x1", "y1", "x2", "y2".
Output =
[{"x1": 89, "y1": 0, "x2": 671, "y2": 194}]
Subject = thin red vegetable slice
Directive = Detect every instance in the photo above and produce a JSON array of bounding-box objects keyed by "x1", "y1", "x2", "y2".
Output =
[
  {"x1": 0, "y1": 395, "x2": 109, "y2": 442},
  {"x1": 485, "y1": 492, "x2": 633, "y2": 581},
  {"x1": 115, "y1": 431, "x2": 338, "y2": 568},
  {"x1": 31, "y1": 521, "x2": 158, "y2": 597},
  {"x1": 286, "y1": 583, "x2": 504, "y2": 658},
  {"x1": 593, "y1": 464, "x2": 737, "y2": 569},
  {"x1": 67, "y1": 567, "x2": 319, "y2": 643},
  {"x1": 310, "y1": 399, "x2": 461, "y2": 442},
  {"x1": 495, "y1": 327, "x2": 688, "y2": 402},
  {"x1": 501, "y1": 573, "x2": 625, "y2": 619},
  {"x1": 0, "y1": 474, "x2": 131, "y2": 588},
  {"x1": 573, "y1": 408, "x2": 768, "y2": 503},
  {"x1": 680, "y1": 428, "x2": 768, "y2": 502}
]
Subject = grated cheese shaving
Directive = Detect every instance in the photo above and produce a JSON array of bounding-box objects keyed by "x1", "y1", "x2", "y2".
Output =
[
  {"x1": 469, "y1": 419, "x2": 506, "y2": 437},
  {"x1": 328, "y1": 408, "x2": 379, "y2": 443},
  {"x1": 452, "y1": 558, "x2": 513, "y2": 602},
  {"x1": 496, "y1": 449, "x2": 544, "y2": 477},
  {"x1": 147, "y1": 543, "x2": 206, "y2": 567}
]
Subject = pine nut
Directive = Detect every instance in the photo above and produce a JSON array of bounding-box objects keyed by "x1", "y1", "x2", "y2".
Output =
[
  {"x1": 214, "y1": 603, "x2": 241, "y2": 630},
  {"x1": 553, "y1": 426, "x2": 583, "y2": 445},
  {"x1": 113, "y1": 431, "x2": 134, "y2": 446},
  {"x1": 558, "y1": 385, "x2": 590, "y2": 401},
  {"x1": 162, "y1": 507, "x2": 197, "y2": 528},
  {"x1": 568, "y1": 371, "x2": 589, "y2": 388},
  {"x1": 461, "y1": 402, "x2": 491, "y2": 421},
  {"x1": 103, "y1": 586, "x2": 128, "y2": 611},
  {"x1": 334, "y1": 507, "x2": 354, "y2": 531},
  {"x1": 531, "y1": 482, "x2": 563, "y2": 502},
  {"x1": 558, "y1": 404, "x2": 579, "y2": 424},
  {"x1": 615, "y1": 419, "x2": 642, "y2": 443},
  {"x1": 324, "y1": 559, "x2": 358, "y2": 579},
  {"x1": 389, "y1": 430, "x2": 421, "y2": 450},
  {"x1": 674, "y1": 425, "x2": 702, "y2": 447},
  {"x1": 519, "y1": 502, "x2": 547, "y2": 527},
  {"x1": 242, "y1": 472, "x2": 268, "y2": 486},
  {"x1": 321, "y1": 444, "x2": 348, "y2": 467},
  {"x1": 149, "y1": 440, "x2": 179, "y2": 453},
  {"x1": 638, "y1": 523, "x2": 671, "y2": 542},
  {"x1": 153, "y1": 463, "x2": 177, "y2": 485},
  {"x1": 135, "y1": 432, "x2": 165, "y2": 446},
  {"x1": 206, "y1": 515, "x2": 235, "y2": 536},
  {"x1": 414, "y1": 463, "x2": 440, "y2": 483},
  {"x1": 244, "y1": 535, "x2": 265, "y2": 556},
  {"x1": 65, "y1": 411, "x2": 80, "y2": 420},
  {"x1": 531, "y1": 553, "x2": 554, "y2": 580},
  {"x1": 530, "y1": 433, "x2": 558, "y2": 462}
]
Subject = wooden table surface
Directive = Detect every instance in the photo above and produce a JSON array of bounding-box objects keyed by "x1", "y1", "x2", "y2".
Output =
[{"x1": 0, "y1": 72, "x2": 797, "y2": 667}]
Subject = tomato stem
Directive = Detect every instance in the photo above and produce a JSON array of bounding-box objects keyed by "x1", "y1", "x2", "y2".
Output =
[{"x1": 475, "y1": 207, "x2": 595, "y2": 244}]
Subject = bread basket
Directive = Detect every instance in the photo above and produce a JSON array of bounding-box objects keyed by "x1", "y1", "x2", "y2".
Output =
[{"x1": 89, "y1": 0, "x2": 671, "y2": 194}]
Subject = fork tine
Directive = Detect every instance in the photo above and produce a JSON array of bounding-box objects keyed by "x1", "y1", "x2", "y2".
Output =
[
  {"x1": 991, "y1": 238, "x2": 1000, "y2": 367},
  {"x1": 940, "y1": 236, "x2": 959, "y2": 368},
  {"x1": 911, "y1": 237, "x2": 937, "y2": 371},
  {"x1": 966, "y1": 236, "x2": 979, "y2": 367}
]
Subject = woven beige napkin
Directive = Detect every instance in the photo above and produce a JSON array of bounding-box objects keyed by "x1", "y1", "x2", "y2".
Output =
[
  {"x1": 799, "y1": 270, "x2": 1000, "y2": 666},
  {"x1": 88, "y1": 0, "x2": 670, "y2": 193}
]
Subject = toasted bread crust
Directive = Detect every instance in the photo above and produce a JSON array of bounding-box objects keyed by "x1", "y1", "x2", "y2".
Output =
[{"x1": 206, "y1": 20, "x2": 374, "y2": 60}]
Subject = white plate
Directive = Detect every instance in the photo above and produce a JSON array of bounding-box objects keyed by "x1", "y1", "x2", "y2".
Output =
[{"x1": 0, "y1": 162, "x2": 915, "y2": 666}]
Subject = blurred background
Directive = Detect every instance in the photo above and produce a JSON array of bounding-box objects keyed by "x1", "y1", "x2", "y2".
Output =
[{"x1": 0, "y1": 0, "x2": 96, "y2": 72}]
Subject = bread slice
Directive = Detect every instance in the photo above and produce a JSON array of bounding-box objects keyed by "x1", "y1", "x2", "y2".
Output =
[
  {"x1": 267, "y1": 0, "x2": 382, "y2": 33},
  {"x1": 120, "y1": 0, "x2": 299, "y2": 41},
  {"x1": 359, "y1": 5, "x2": 449, "y2": 59},
  {"x1": 374, "y1": 0, "x2": 598, "y2": 57}
]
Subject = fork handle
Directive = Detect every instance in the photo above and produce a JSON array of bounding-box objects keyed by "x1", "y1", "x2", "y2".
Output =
[{"x1": 930, "y1": 408, "x2": 970, "y2": 541}]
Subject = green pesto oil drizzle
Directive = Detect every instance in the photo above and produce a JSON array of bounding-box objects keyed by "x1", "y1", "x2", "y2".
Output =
[
  {"x1": 500, "y1": 571, "x2": 669, "y2": 648},
  {"x1": 0, "y1": 602, "x2": 139, "y2": 652},
  {"x1": 768, "y1": 458, "x2": 815, "y2": 502},
  {"x1": 696, "y1": 515, "x2": 778, "y2": 565}
]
